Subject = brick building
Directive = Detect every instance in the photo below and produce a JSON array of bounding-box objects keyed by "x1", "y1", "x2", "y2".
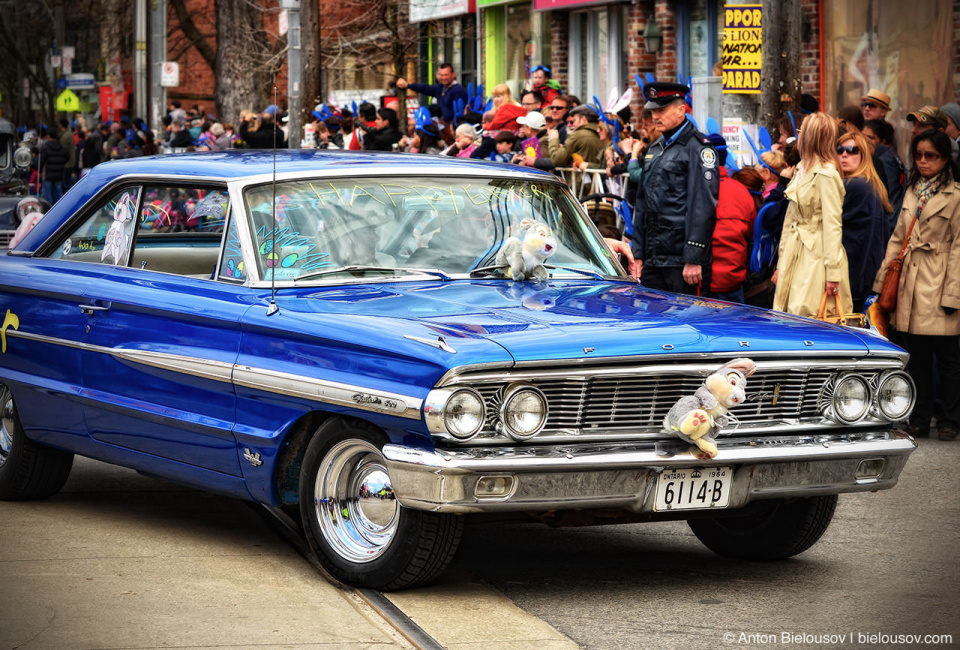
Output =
[{"x1": 156, "y1": 0, "x2": 959, "y2": 148}]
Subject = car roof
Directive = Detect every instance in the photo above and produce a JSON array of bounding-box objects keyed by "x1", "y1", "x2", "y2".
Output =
[{"x1": 82, "y1": 149, "x2": 546, "y2": 184}]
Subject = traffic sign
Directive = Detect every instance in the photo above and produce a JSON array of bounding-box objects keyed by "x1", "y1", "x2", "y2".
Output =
[
  {"x1": 56, "y1": 89, "x2": 80, "y2": 112},
  {"x1": 160, "y1": 61, "x2": 180, "y2": 87}
]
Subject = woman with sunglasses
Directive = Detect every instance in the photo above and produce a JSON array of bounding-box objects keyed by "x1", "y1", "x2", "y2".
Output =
[
  {"x1": 836, "y1": 131, "x2": 891, "y2": 311},
  {"x1": 772, "y1": 112, "x2": 851, "y2": 319},
  {"x1": 872, "y1": 130, "x2": 960, "y2": 441},
  {"x1": 530, "y1": 65, "x2": 562, "y2": 106}
]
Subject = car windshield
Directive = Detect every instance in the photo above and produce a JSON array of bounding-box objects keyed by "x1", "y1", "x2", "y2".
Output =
[{"x1": 241, "y1": 176, "x2": 623, "y2": 282}]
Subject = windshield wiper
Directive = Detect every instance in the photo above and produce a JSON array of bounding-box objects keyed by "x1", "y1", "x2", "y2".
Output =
[
  {"x1": 541, "y1": 264, "x2": 605, "y2": 280},
  {"x1": 294, "y1": 265, "x2": 451, "y2": 283},
  {"x1": 468, "y1": 264, "x2": 508, "y2": 278}
]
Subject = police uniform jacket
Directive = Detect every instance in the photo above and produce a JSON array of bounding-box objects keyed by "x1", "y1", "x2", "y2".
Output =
[{"x1": 631, "y1": 120, "x2": 719, "y2": 267}]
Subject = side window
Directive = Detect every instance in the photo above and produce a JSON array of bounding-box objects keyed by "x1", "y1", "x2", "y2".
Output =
[
  {"x1": 140, "y1": 187, "x2": 228, "y2": 234},
  {"x1": 218, "y1": 212, "x2": 247, "y2": 282},
  {"x1": 131, "y1": 185, "x2": 230, "y2": 279},
  {"x1": 46, "y1": 187, "x2": 141, "y2": 265}
]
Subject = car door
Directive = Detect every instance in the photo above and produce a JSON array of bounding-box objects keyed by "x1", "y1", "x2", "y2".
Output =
[
  {"x1": 0, "y1": 248, "x2": 102, "y2": 447},
  {"x1": 76, "y1": 183, "x2": 248, "y2": 476}
]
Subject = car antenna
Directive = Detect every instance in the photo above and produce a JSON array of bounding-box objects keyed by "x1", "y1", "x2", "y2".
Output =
[{"x1": 266, "y1": 86, "x2": 280, "y2": 316}]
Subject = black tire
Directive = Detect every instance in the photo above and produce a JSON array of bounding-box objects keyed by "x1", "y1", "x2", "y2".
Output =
[
  {"x1": 688, "y1": 495, "x2": 838, "y2": 560},
  {"x1": 299, "y1": 417, "x2": 463, "y2": 590},
  {"x1": 0, "y1": 384, "x2": 74, "y2": 500}
]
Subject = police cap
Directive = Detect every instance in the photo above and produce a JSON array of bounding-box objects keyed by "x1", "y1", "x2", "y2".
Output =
[{"x1": 643, "y1": 82, "x2": 690, "y2": 110}]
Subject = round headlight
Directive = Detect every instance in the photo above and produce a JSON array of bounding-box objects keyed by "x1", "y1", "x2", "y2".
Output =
[
  {"x1": 500, "y1": 384, "x2": 548, "y2": 441},
  {"x1": 877, "y1": 372, "x2": 915, "y2": 421},
  {"x1": 832, "y1": 375, "x2": 871, "y2": 423},
  {"x1": 443, "y1": 389, "x2": 485, "y2": 440}
]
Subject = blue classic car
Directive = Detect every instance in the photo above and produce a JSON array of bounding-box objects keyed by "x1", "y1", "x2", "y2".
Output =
[{"x1": 0, "y1": 151, "x2": 916, "y2": 589}]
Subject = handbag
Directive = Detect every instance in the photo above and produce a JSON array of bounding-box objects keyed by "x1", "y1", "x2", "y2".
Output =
[
  {"x1": 816, "y1": 291, "x2": 868, "y2": 328},
  {"x1": 878, "y1": 212, "x2": 919, "y2": 314}
]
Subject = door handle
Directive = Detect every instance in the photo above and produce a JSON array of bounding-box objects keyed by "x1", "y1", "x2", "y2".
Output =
[{"x1": 79, "y1": 303, "x2": 110, "y2": 315}]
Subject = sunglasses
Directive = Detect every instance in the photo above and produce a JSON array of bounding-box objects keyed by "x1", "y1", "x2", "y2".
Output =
[
  {"x1": 861, "y1": 102, "x2": 878, "y2": 110},
  {"x1": 550, "y1": 105, "x2": 566, "y2": 111},
  {"x1": 915, "y1": 151, "x2": 942, "y2": 161},
  {"x1": 837, "y1": 145, "x2": 860, "y2": 156}
]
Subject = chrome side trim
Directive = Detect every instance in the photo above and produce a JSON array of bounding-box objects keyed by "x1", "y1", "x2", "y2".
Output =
[
  {"x1": 111, "y1": 348, "x2": 235, "y2": 383},
  {"x1": 233, "y1": 364, "x2": 423, "y2": 420},
  {"x1": 7, "y1": 329, "x2": 423, "y2": 420}
]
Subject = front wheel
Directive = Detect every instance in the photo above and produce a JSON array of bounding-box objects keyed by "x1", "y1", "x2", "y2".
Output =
[
  {"x1": 688, "y1": 495, "x2": 838, "y2": 560},
  {"x1": 0, "y1": 384, "x2": 74, "y2": 500},
  {"x1": 299, "y1": 418, "x2": 463, "y2": 590}
]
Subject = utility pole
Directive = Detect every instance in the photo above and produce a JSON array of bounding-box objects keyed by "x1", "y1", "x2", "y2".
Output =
[
  {"x1": 281, "y1": 0, "x2": 301, "y2": 148},
  {"x1": 134, "y1": 0, "x2": 148, "y2": 120},
  {"x1": 760, "y1": 0, "x2": 801, "y2": 133},
  {"x1": 150, "y1": 0, "x2": 167, "y2": 131}
]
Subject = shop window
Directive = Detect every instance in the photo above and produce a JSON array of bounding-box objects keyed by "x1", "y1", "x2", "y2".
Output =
[
  {"x1": 679, "y1": 0, "x2": 721, "y2": 79},
  {"x1": 822, "y1": 0, "x2": 953, "y2": 155}
]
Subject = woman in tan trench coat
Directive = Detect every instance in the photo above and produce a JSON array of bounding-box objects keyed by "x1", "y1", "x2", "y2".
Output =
[
  {"x1": 772, "y1": 113, "x2": 852, "y2": 317},
  {"x1": 873, "y1": 130, "x2": 960, "y2": 441}
]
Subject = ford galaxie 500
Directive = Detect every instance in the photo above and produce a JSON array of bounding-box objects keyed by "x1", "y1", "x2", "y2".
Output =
[{"x1": 0, "y1": 151, "x2": 916, "y2": 589}]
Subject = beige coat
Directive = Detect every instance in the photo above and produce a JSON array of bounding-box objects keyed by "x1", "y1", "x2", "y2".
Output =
[
  {"x1": 872, "y1": 180, "x2": 960, "y2": 336},
  {"x1": 773, "y1": 160, "x2": 852, "y2": 318}
]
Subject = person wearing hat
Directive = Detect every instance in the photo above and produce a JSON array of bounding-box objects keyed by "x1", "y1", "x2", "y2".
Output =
[
  {"x1": 907, "y1": 105, "x2": 947, "y2": 139},
  {"x1": 941, "y1": 102, "x2": 960, "y2": 151},
  {"x1": 861, "y1": 89, "x2": 891, "y2": 122},
  {"x1": 240, "y1": 108, "x2": 287, "y2": 149},
  {"x1": 546, "y1": 105, "x2": 604, "y2": 169},
  {"x1": 703, "y1": 133, "x2": 756, "y2": 303},
  {"x1": 630, "y1": 82, "x2": 719, "y2": 293},
  {"x1": 514, "y1": 111, "x2": 553, "y2": 170}
]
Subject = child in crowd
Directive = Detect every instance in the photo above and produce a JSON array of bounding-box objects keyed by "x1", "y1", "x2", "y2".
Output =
[{"x1": 490, "y1": 131, "x2": 518, "y2": 162}]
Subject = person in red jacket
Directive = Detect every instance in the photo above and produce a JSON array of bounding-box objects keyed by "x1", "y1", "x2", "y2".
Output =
[{"x1": 706, "y1": 133, "x2": 757, "y2": 302}]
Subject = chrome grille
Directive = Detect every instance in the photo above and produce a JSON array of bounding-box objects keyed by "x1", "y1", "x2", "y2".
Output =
[{"x1": 458, "y1": 360, "x2": 898, "y2": 440}]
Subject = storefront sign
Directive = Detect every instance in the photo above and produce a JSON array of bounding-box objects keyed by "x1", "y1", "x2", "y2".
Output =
[
  {"x1": 410, "y1": 0, "x2": 473, "y2": 22},
  {"x1": 533, "y1": 0, "x2": 610, "y2": 9},
  {"x1": 722, "y1": 4, "x2": 762, "y2": 94}
]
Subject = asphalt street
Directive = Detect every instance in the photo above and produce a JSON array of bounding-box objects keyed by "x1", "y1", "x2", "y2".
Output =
[
  {"x1": 0, "y1": 436, "x2": 955, "y2": 649},
  {"x1": 453, "y1": 437, "x2": 960, "y2": 649}
]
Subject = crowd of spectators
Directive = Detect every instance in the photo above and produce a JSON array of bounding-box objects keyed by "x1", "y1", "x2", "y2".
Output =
[{"x1": 10, "y1": 68, "x2": 960, "y2": 441}]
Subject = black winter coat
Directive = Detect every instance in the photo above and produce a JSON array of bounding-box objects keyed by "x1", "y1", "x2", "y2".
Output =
[
  {"x1": 39, "y1": 139, "x2": 69, "y2": 182},
  {"x1": 841, "y1": 177, "x2": 887, "y2": 308},
  {"x1": 631, "y1": 121, "x2": 719, "y2": 267},
  {"x1": 362, "y1": 125, "x2": 403, "y2": 152}
]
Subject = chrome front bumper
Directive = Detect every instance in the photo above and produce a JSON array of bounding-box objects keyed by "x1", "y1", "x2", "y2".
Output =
[{"x1": 382, "y1": 431, "x2": 917, "y2": 515}]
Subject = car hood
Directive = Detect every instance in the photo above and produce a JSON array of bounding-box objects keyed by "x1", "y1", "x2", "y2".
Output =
[{"x1": 277, "y1": 280, "x2": 896, "y2": 367}]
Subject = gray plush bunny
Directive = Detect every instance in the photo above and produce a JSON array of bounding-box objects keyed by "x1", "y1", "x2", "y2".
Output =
[
  {"x1": 662, "y1": 358, "x2": 757, "y2": 458},
  {"x1": 495, "y1": 219, "x2": 558, "y2": 281}
]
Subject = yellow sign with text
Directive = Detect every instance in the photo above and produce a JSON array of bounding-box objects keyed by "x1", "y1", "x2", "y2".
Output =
[{"x1": 723, "y1": 4, "x2": 762, "y2": 94}]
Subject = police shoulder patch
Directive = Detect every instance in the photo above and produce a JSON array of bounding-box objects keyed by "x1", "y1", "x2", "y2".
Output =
[{"x1": 700, "y1": 148, "x2": 717, "y2": 168}]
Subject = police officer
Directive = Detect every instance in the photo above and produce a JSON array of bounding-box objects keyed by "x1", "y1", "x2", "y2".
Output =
[{"x1": 631, "y1": 82, "x2": 719, "y2": 295}]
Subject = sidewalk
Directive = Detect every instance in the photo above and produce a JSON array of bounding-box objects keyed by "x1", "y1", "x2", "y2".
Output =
[{"x1": 0, "y1": 456, "x2": 411, "y2": 649}]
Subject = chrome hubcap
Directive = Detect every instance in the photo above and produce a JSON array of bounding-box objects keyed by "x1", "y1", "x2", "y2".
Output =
[
  {"x1": 0, "y1": 393, "x2": 14, "y2": 468},
  {"x1": 314, "y1": 439, "x2": 399, "y2": 563}
]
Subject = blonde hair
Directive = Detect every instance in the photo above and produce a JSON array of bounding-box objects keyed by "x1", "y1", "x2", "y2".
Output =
[
  {"x1": 760, "y1": 150, "x2": 786, "y2": 172},
  {"x1": 491, "y1": 84, "x2": 518, "y2": 106},
  {"x1": 798, "y1": 112, "x2": 841, "y2": 174},
  {"x1": 838, "y1": 131, "x2": 892, "y2": 212},
  {"x1": 455, "y1": 123, "x2": 480, "y2": 144}
]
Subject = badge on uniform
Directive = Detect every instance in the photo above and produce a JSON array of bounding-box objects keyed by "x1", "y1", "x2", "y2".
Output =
[{"x1": 700, "y1": 148, "x2": 717, "y2": 169}]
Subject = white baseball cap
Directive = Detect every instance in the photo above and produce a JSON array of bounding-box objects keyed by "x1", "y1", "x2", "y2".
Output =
[{"x1": 517, "y1": 111, "x2": 546, "y2": 130}]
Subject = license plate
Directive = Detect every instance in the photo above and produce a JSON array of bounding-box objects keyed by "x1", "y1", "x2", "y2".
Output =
[{"x1": 654, "y1": 466, "x2": 732, "y2": 511}]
